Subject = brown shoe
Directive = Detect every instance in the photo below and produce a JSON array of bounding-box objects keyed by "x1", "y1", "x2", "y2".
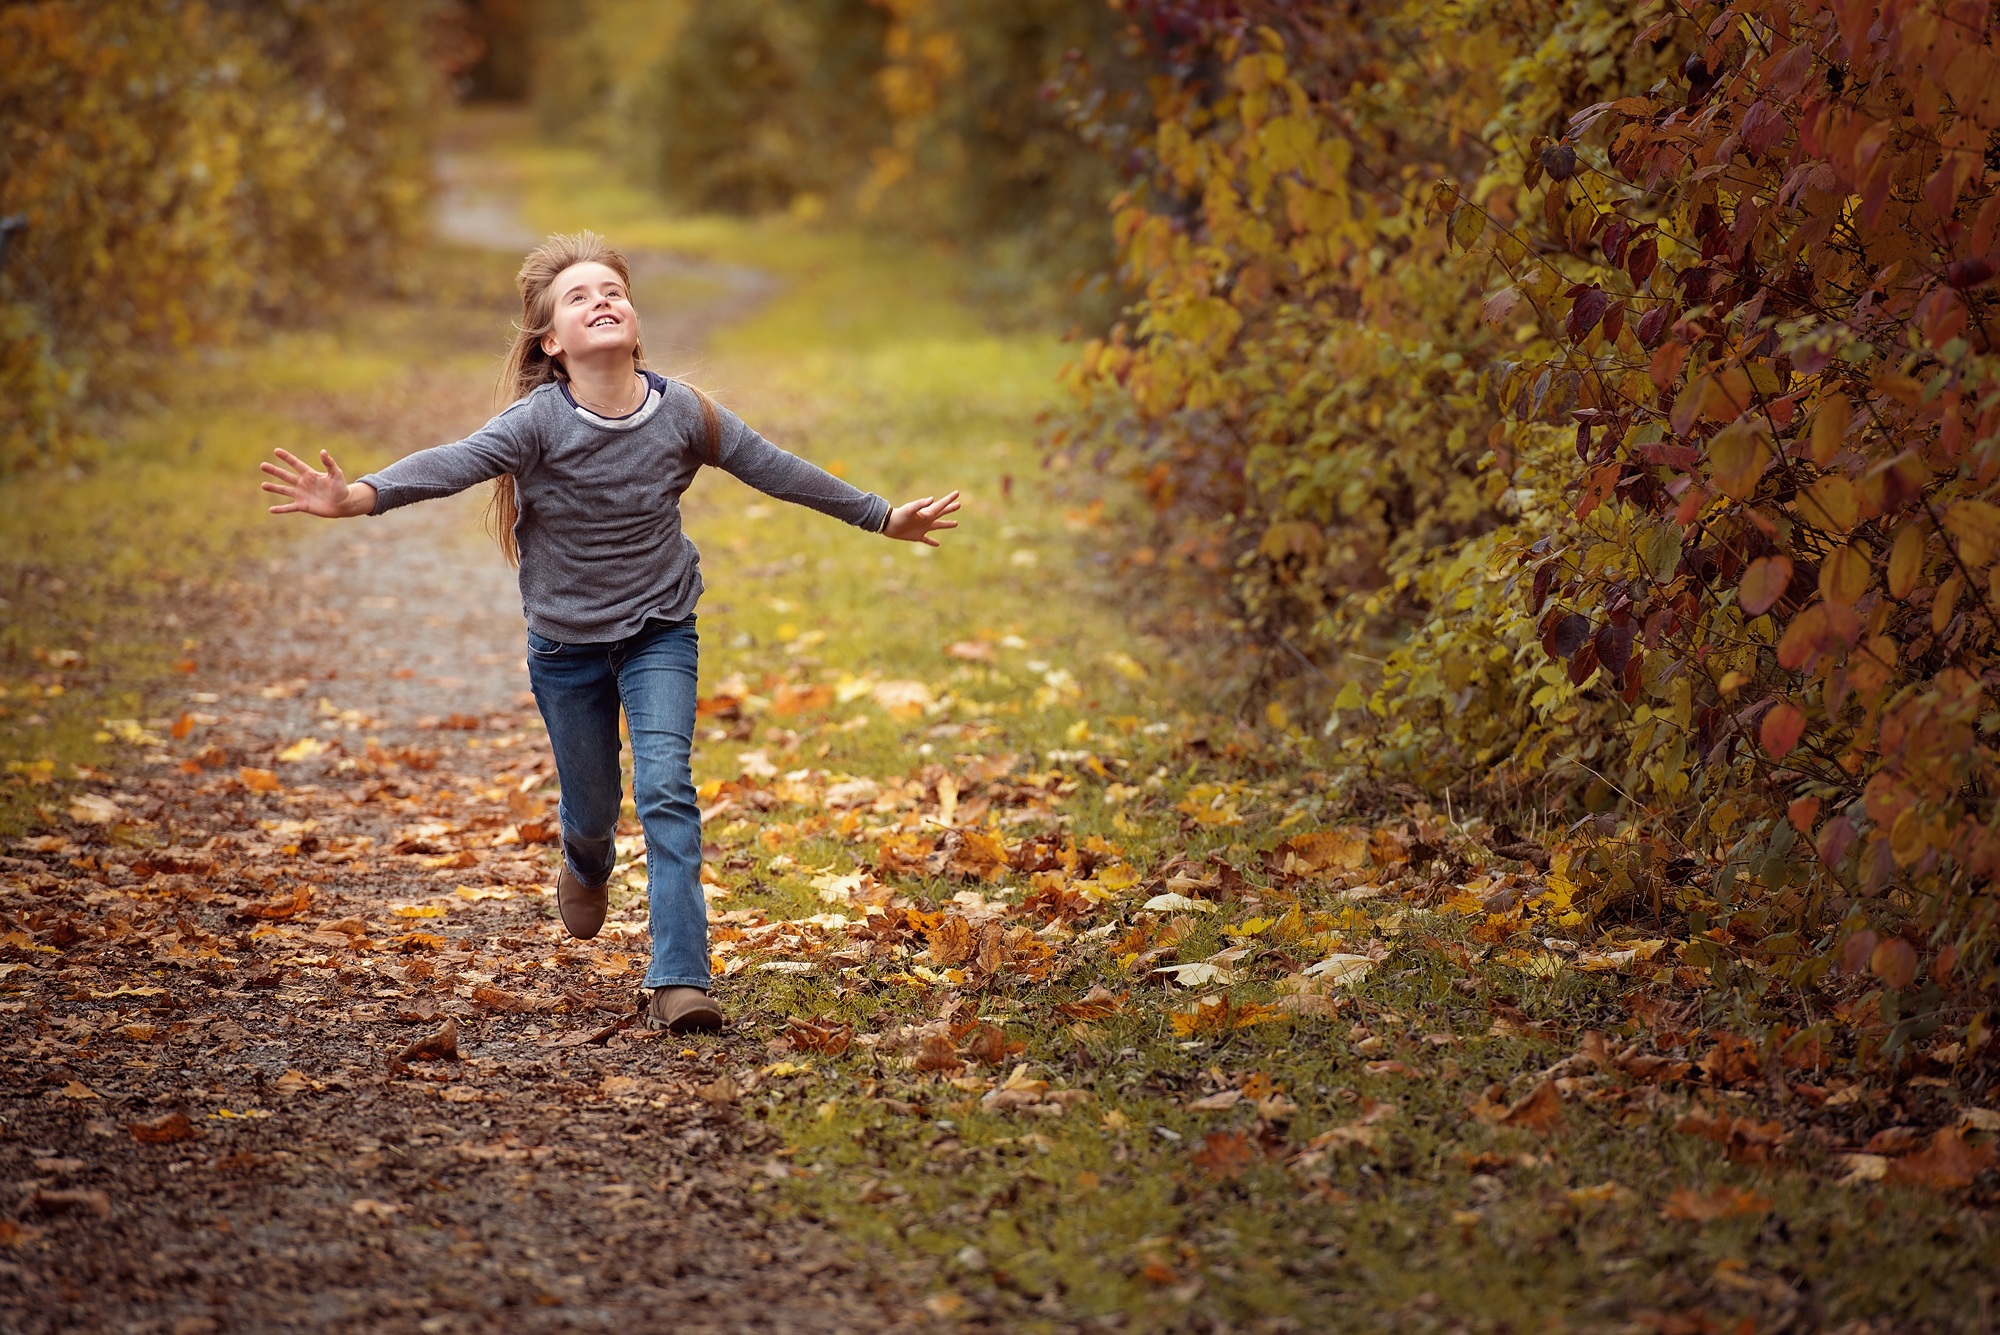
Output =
[
  {"x1": 646, "y1": 986, "x2": 724, "y2": 1033},
  {"x1": 555, "y1": 864, "x2": 609, "y2": 941}
]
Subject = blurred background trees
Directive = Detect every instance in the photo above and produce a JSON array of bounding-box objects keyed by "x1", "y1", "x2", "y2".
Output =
[{"x1": 0, "y1": 1, "x2": 463, "y2": 471}]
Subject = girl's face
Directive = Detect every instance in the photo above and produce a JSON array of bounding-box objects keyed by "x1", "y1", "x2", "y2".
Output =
[{"x1": 540, "y1": 261, "x2": 639, "y2": 364}]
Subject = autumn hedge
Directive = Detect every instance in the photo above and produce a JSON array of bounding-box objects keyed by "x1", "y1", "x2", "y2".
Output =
[
  {"x1": 0, "y1": 1, "x2": 459, "y2": 470},
  {"x1": 1060, "y1": 1, "x2": 2000, "y2": 1009}
]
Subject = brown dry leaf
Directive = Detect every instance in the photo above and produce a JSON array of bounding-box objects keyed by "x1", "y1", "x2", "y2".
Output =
[
  {"x1": 0, "y1": 1220, "x2": 43, "y2": 1247},
  {"x1": 958, "y1": 831, "x2": 1012, "y2": 880},
  {"x1": 128, "y1": 1112, "x2": 200, "y2": 1145},
  {"x1": 1276, "y1": 830, "x2": 1369, "y2": 874},
  {"x1": 1472, "y1": 1080, "x2": 1563, "y2": 1134},
  {"x1": 1674, "y1": 1107, "x2": 1789, "y2": 1162},
  {"x1": 1661, "y1": 1186, "x2": 1773, "y2": 1222},
  {"x1": 962, "y1": 1023, "x2": 1024, "y2": 1065},
  {"x1": 698, "y1": 1074, "x2": 740, "y2": 1107},
  {"x1": 1615, "y1": 1048, "x2": 1693, "y2": 1084},
  {"x1": 24, "y1": 1188, "x2": 111, "y2": 1219},
  {"x1": 926, "y1": 914, "x2": 974, "y2": 966},
  {"x1": 238, "y1": 767, "x2": 283, "y2": 793},
  {"x1": 1188, "y1": 1089, "x2": 1244, "y2": 1112},
  {"x1": 1698, "y1": 1032, "x2": 1762, "y2": 1086},
  {"x1": 395, "y1": 1017, "x2": 459, "y2": 1066},
  {"x1": 242, "y1": 885, "x2": 314, "y2": 920},
  {"x1": 57, "y1": 1081, "x2": 100, "y2": 1102},
  {"x1": 1885, "y1": 1127, "x2": 1995, "y2": 1190},
  {"x1": 911, "y1": 1032, "x2": 964, "y2": 1075},
  {"x1": 973, "y1": 921, "x2": 1008, "y2": 975},
  {"x1": 1054, "y1": 984, "x2": 1123, "y2": 1021},
  {"x1": 788, "y1": 1020, "x2": 854, "y2": 1056},
  {"x1": 515, "y1": 819, "x2": 559, "y2": 845},
  {"x1": 1192, "y1": 1129, "x2": 1258, "y2": 1180},
  {"x1": 273, "y1": 1070, "x2": 316, "y2": 1096}
]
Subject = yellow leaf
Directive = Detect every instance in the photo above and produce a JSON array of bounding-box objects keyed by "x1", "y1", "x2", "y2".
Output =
[
  {"x1": 1094, "y1": 862, "x2": 1140, "y2": 892},
  {"x1": 1818, "y1": 545, "x2": 1871, "y2": 606},
  {"x1": 1934, "y1": 573, "x2": 1964, "y2": 633},
  {"x1": 1708, "y1": 421, "x2": 1773, "y2": 500},
  {"x1": 277, "y1": 736, "x2": 327, "y2": 764},
  {"x1": 1809, "y1": 393, "x2": 1850, "y2": 465},
  {"x1": 1943, "y1": 500, "x2": 2000, "y2": 568},
  {"x1": 1800, "y1": 475, "x2": 1858, "y2": 531},
  {"x1": 1887, "y1": 523, "x2": 1925, "y2": 598}
]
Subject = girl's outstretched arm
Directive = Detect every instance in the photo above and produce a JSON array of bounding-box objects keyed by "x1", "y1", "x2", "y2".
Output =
[
  {"x1": 882, "y1": 491, "x2": 962, "y2": 546},
  {"x1": 261, "y1": 448, "x2": 376, "y2": 518}
]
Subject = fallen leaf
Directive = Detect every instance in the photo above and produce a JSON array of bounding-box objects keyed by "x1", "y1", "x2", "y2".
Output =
[
  {"x1": 912, "y1": 1032, "x2": 964, "y2": 1075},
  {"x1": 1674, "y1": 1107, "x2": 1789, "y2": 1162},
  {"x1": 1303, "y1": 953, "x2": 1377, "y2": 986},
  {"x1": 467, "y1": 984, "x2": 535, "y2": 1015},
  {"x1": 129, "y1": 1112, "x2": 200, "y2": 1145},
  {"x1": 238, "y1": 767, "x2": 282, "y2": 793},
  {"x1": 1154, "y1": 961, "x2": 1234, "y2": 987},
  {"x1": 57, "y1": 1080, "x2": 100, "y2": 1101},
  {"x1": 394, "y1": 1017, "x2": 459, "y2": 1067},
  {"x1": 1661, "y1": 1186, "x2": 1773, "y2": 1222},
  {"x1": 24, "y1": 1188, "x2": 111, "y2": 1219},
  {"x1": 1188, "y1": 1089, "x2": 1244, "y2": 1112},
  {"x1": 962, "y1": 1023, "x2": 1023, "y2": 1065},
  {"x1": 1053, "y1": 984, "x2": 1123, "y2": 1021},
  {"x1": 243, "y1": 885, "x2": 314, "y2": 920},
  {"x1": 788, "y1": 1020, "x2": 854, "y2": 1056},
  {"x1": 1473, "y1": 1080, "x2": 1562, "y2": 1134},
  {"x1": 1886, "y1": 1127, "x2": 1995, "y2": 1190},
  {"x1": 1837, "y1": 1153, "x2": 1889, "y2": 1185},
  {"x1": 277, "y1": 736, "x2": 327, "y2": 763},
  {"x1": 926, "y1": 915, "x2": 975, "y2": 966},
  {"x1": 1141, "y1": 892, "x2": 1218, "y2": 914},
  {"x1": 67, "y1": 793, "x2": 123, "y2": 825},
  {"x1": 1192, "y1": 1129, "x2": 1257, "y2": 1180}
]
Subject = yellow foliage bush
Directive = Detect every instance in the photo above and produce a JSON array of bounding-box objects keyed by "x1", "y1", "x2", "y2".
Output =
[
  {"x1": 0, "y1": 0, "x2": 454, "y2": 470},
  {"x1": 1065, "y1": 1, "x2": 2000, "y2": 1004}
]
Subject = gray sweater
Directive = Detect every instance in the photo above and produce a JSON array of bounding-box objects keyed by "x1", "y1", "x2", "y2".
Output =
[{"x1": 357, "y1": 372, "x2": 890, "y2": 643}]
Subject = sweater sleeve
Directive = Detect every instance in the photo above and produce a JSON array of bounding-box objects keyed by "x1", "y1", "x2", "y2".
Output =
[
  {"x1": 356, "y1": 397, "x2": 538, "y2": 514},
  {"x1": 712, "y1": 400, "x2": 891, "y2": 533}
]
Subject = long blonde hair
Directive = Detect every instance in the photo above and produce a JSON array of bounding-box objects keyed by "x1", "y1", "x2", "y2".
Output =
[{"x1": 487, "y1": 230, "x2": 720, "y2": 566}]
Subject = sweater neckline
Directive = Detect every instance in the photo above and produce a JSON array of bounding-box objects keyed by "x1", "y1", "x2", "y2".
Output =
[{"x1": 559, "y1": 371, "x2": 666, "y2": 431}]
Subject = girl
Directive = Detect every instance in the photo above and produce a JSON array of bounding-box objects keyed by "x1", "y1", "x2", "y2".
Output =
[{"x1": 259, "y1": 231, "x2": 960, "y2": 1033}]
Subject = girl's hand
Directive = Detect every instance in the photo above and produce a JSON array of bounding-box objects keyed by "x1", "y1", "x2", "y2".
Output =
[
  {"x1": 883, "y1": 490, "x2": 961, "y2": 546},
  {"x1": 261, "y1": 448, "x2": 375, "y2": 518}
]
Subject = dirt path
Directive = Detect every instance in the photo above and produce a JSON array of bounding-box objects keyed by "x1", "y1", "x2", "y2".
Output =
[{"x1": 0, "y1": 155, "x2": 918, "y2": 1335}]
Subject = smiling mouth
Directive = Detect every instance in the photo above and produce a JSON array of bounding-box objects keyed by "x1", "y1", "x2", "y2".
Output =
[{"x1": 588, "y1": 315, "x2": 618, "y2": 328}]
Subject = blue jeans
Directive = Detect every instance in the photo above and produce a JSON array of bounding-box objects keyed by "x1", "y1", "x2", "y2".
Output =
[{"x1": 524, "y1": 616, "x2": 708, "y2": 991}]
